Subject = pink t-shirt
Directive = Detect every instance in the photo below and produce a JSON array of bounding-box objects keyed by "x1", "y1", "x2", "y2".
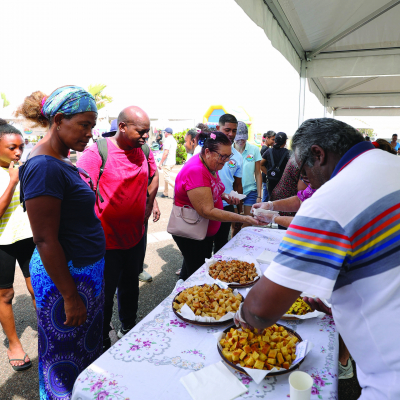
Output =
[
  {"x1": 174, "y1": 155, "x2": 225, "y2": 236},
  {"x1": 77, "y1": 139, "x2": 156, "y2": 250}
]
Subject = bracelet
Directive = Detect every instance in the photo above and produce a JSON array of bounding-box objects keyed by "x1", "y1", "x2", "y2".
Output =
[{"x1": 257, "y1": 196, "x2": 261, "y2": 199}]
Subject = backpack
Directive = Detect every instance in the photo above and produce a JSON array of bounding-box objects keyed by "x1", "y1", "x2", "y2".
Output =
[
  {"x1": 266, "y1": 148, "x2": 288, "y2": 183},
  {"x1": 95, "y1": 139, "x2": 153, "y2": 203}
]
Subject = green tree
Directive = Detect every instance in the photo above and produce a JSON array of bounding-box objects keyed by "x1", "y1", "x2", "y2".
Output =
[
  {"x1": 174, "y1": 129, "x2": 190, "y2": 165},
  {"x1": 87, "y1": 84, "x2": 113, "y2": 110},
  {"x1": 1, "y1": 93, "x2": 10, "y2": 108}
]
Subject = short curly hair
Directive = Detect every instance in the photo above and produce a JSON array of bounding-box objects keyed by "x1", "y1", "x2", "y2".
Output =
[{"x1": 15, "y1": 91, "x2": 49, "y2": 128}]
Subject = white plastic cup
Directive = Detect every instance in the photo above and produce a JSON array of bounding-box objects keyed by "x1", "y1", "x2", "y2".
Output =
[{"x1": 289, "y1": 371, "x2": 313, "y2": 400}]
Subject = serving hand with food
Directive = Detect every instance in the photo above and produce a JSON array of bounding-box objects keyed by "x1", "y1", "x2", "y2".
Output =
[{"x1": 285, "y1": 297, "x2": 313, "y2": 316}]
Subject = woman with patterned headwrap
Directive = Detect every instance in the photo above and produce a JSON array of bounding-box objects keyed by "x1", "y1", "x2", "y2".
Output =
[{"x1": 16, "y1": 86, "x2": 106, "y2": 400}]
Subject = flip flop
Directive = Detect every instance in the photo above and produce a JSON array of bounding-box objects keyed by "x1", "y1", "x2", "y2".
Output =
[
  {"x1": 175, "y1": 269, "x2": 181, "y2": 276},
  {"x1": 8, "y1": 353, "x2": 32, "y2": 372}
]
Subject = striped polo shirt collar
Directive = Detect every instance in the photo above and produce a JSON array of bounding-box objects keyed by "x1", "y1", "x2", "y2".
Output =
[{"x1": 331, "y1": 141, "x2": 375, "y2": 179}]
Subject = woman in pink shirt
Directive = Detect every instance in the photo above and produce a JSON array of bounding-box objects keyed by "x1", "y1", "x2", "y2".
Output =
[{"x1": 173, "y1": 131, "x2": 259, "y2": 280}]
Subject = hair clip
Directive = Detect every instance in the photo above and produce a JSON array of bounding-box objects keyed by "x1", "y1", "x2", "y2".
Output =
[
  {"x1": 198, "y1": 140, "x2": 204, "y2": 147},
  {"x1": 210, "y1": 133, "x2": 216, "y2": 140},
  {"x1": 196, "y1": 128, "x2": 201, "y2": 133}
]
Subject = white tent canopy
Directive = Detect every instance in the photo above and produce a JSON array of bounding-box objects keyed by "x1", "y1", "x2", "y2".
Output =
[{"x1": 235, "y1": 0, "x2": 400, "y2": 122}]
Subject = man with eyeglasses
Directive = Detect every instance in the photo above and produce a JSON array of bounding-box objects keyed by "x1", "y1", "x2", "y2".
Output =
[
  {"x1": 212, "y1": 113, "x2": 244, "y2": 252},
  {"x1": 241, "y1": 118, "x2": 400, "y2": 398},
  {"x1": 77, "y1": 106, "x2": 156, "y2": 351}
]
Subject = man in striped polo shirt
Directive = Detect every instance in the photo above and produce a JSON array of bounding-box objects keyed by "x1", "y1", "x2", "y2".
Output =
[{"x1": 238, "y1": 118, "x2": 400, "y2": 400}]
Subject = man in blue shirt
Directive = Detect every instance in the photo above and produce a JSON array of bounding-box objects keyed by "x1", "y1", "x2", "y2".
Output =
[
  {"x1": 390, "y1": 133, "x2": 400, "y2": 154},
  {"x1": 213, "y1": 114, "x2": 243, "y2": 252}
]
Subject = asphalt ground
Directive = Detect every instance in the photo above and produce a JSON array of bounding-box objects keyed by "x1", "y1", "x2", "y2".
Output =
[{"x1": 0, "y1": 164, "x2": 361, "y2": 399}]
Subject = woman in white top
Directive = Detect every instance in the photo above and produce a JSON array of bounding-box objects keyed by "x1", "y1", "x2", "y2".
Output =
[{"x1": 0, "y1": 119, "x2": 35, "y2": 371}]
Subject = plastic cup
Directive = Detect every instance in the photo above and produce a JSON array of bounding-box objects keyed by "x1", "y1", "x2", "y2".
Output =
[{"x1": 289, "y1": 371, "x2": 313, "y2": 400}]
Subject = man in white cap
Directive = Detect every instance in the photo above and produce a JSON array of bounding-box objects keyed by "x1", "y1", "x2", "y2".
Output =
[{"x1": 158, "y1": 127, "x2": 177, "y2": 198}]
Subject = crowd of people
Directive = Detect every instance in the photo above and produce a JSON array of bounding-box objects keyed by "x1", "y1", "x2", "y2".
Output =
[{"x1": 0, "y1": 84, "x2": 399, "y2": 399}]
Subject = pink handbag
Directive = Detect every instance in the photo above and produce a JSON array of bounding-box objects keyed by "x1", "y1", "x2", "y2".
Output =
[{"x1": 167, "y1": 204, "x2": 209, "y2": 240}]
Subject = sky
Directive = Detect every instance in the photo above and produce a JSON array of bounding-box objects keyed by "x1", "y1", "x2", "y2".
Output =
[{"x1": 1, "y1": 0, "x2": 397, "y2": 137}]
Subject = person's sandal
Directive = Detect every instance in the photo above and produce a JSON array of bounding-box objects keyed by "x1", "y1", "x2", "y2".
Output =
[
  {"x1": 175, "y1": 269, "x2": 181, "y2": 276},
  {"x1": 8, "y1": 353, "x2": 32, "y2": 372}
]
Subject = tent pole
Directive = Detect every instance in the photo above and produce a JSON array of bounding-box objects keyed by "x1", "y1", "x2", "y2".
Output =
[
  {"x1": 298, "y1": 61, "x2": 306, "y2": 126},
  {"x1": 323, "y1": 97, "x2": 327, "y2": 118}
]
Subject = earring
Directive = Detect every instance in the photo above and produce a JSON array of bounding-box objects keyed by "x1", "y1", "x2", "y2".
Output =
[{"x1": 57, "y1": 126, "x2": 60, "y2": 131}]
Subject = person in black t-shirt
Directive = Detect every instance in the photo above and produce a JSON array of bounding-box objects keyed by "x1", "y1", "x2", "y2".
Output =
[
  {"x1": 260, "y1": 131, "x2": 276, "y2": 202},
  {"x1": 261, "y1": 132, "x2": 290, "y2": 198}
]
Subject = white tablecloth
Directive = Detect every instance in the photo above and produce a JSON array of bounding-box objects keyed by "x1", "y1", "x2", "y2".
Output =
[{"x1": 72, "y1": 227, "x2": 338, "y2": 400}]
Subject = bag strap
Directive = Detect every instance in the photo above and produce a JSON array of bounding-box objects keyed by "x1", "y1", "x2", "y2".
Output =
[
  {"x1": 268, "y1": 148, "x2": 275, "y2": 169},
  {"x1": 142, "y1": 143, "x2": 150, "y2": 160},
  {"x1": 276, "y1": 149, "x2": 288, "y2": 170},
  {"x1": 141, "y1": 143, "x2": 154, "y2": 189},
  {"x1": 179, "y1": 205, "x2": 201, "y2": 224},
  {"x1": 96, "y1": 139, "x2": 108, "y2": 203}
]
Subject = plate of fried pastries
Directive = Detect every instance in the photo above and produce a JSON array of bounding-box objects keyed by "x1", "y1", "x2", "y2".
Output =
[
  {"x1": 206, "y1": 256, "x2": 262, "y2": 288},
  {"x1": 172, "y1": 284, "x2": 244, "y2": 326},
  {"x1": 217, "y1": 324, "x2": 306, "y2": 377}
]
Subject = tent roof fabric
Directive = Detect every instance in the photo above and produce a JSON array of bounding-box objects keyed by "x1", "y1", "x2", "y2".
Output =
[{"x1": 234, "y1": 0, "x2": 400, "y2": 116}]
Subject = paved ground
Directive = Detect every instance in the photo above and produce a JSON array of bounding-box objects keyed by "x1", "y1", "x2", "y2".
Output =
[{"x1": 0, "y1": 164, "x2": 361, "y2": 399}]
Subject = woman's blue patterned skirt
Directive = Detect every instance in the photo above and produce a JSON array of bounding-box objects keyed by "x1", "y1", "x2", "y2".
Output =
[{"x1": 29, "y1": 249, "x2": 105, "y2": 400}]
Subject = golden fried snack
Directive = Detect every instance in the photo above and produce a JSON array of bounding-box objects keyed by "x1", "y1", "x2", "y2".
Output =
[
  {"x1": 209, "y1": 260, "x2": 258, "y2": 284},
  {"x1": 173, "y1": 284, "x2": 242, "y2": 320},
  {"x1": 285, "y1": 297, "x2": 313, "y2": 316},
  {"x1": 219, "y1": 325, "x2": 298, "y2": 371}
]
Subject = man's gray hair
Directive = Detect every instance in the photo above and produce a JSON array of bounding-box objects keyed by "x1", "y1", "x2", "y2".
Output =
[{"x1": 292, "y1": 118, "x2": 364, "y2": 167}]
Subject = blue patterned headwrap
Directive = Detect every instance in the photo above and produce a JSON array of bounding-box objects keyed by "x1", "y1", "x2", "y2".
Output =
[{"x1": 41, "y1": 86, "x2": 97, "y2": 120}]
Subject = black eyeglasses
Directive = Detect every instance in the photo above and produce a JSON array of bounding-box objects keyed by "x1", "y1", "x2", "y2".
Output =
[
  {"x1": 213, "y1": 151, "x2": 234, "y2": 162},
  {"x1": 77, "y1": 167, "x2": 94, "y2": 191},
  {"x1": 297, "y1": 156, "x2": 309, "y2": 182}
]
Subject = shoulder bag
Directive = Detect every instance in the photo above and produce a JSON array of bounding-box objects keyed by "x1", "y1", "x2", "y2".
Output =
[{"x1": 167, "y1": 203, "x2": 209, "y2": 241}]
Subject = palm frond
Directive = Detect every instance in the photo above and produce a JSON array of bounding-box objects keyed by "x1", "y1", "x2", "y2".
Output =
[
  {"x1": 88, "y1": 84, "x2": 107, "y2": 97},
  {"x1": 87, "y1": 84, "x2": 113, "y2": 110},
  {"x1": 1, "y1": 93, "x2": 10, "y2": 108}
]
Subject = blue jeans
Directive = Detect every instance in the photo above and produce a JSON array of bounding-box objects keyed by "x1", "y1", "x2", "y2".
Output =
[
  {"x1": 262, "y1": 182, "x2": 269, "y2": 203},
  {"x1": 243, "y1": 189, "x2": 258, "y2": 207}
]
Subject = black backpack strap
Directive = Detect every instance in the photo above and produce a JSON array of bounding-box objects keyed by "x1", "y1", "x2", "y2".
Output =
[
  {"x1": 96, "y1": 139, "x2": 108, "y2": 203},
  {"x1": 142, "y1": 143, "x2": 150, "y2": 160},
  {"x1": 276, "y1": 149, "x2": 288, "y2": 170},
  {"x1": 268, "y1": 148, "x2": 275, "y2": 169},
  {"x1": 141, "y1": 143, "x2": 154, "y2": 188}
]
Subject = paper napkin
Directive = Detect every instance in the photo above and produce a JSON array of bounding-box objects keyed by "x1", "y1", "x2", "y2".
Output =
[
  {"x1": 229, "y1": 190, "x2": 247, "y2": 200},
  {"x1": 180, "y1": 361, "x2": 247, "y2": 400}
]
